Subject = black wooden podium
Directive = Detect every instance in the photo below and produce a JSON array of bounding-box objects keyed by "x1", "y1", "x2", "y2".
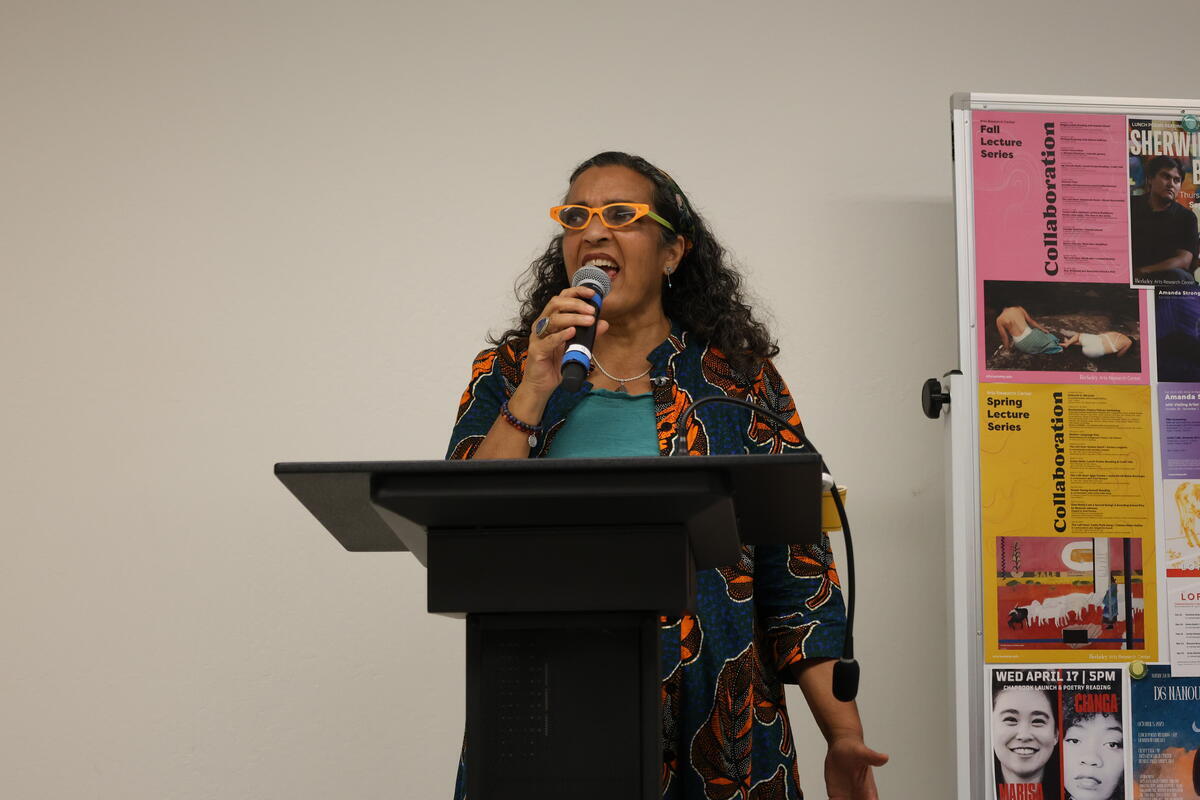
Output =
[{"x1": 275, "y1": 454, "x2": 821, "y2": 800}]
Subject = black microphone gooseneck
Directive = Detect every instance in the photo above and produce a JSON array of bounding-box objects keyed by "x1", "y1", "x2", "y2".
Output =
[
  {"x1": 559, "y1": 266, "x2": 612, "y2": 393},
  {"x1": 671, "y1": 394, "x2": 860, "y2": 702}
]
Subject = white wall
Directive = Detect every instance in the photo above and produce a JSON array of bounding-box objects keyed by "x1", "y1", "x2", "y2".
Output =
[{"x1": 3, "y1": 2, "x2": 1193, "y2": 797}]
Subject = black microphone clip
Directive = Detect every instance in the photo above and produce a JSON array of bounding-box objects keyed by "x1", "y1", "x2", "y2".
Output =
[{"x1": 832, "y1": 657, "x2": 860, "y2": 703}]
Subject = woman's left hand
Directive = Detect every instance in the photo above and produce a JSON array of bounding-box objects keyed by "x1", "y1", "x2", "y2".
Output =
[{"x1": 824, "y1": 733, "x2": 888, "y2": 800}]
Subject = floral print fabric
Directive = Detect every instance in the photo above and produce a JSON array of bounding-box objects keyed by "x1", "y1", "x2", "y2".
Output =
[{"x1": 447, "y1": 325, "x2": 846, "y2": 799}]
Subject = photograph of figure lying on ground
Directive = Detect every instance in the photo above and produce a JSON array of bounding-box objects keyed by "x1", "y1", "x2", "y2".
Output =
[
  {"x1": 984, "y1": 280, "x2": 1141, "y2": 374},
  {"x1": 995, "y1": 536, "x2": 1145, "y2": 651}
]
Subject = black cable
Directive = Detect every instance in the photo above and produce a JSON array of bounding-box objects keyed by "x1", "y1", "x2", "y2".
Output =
[
  {"x1": 830, "y1": 477, "x2": 854, "y2": 658},
  {"x1": 672, "y1": 394, "x2": 860, "y2": 701}
]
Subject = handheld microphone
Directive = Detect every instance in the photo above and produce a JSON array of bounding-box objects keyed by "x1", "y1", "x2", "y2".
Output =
[{"x1": 560, "y1": 266, "x2": 612, "y2": 393}]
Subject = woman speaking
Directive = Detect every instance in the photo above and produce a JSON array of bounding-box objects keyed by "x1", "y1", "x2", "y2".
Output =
[{"x1": 446, "y1": 152, "x2": 886, "y2": 799}]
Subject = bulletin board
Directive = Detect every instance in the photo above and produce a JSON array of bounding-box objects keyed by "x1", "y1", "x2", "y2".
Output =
[{"x1": 948, "y1": 93, "x2": 1200, "y2": 800}]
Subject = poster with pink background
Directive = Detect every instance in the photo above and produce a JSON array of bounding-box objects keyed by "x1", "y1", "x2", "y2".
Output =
[{"x1": 972, "y1": 111, "x2": 1148, "y2": 384}]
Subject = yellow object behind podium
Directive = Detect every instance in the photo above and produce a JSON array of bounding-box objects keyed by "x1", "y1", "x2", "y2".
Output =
[{"x1": 822, "y1": 485, "x2": 847, "y2": 532}]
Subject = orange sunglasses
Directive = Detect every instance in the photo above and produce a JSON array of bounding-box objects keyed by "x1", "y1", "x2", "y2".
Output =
[{"x1": 549, "y1": 202, "x2": 676, "y2": 232}]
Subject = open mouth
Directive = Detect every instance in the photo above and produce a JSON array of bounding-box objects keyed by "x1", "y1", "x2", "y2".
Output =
[{"x1": 584, "y1": 257, "x2": 620, "y2": 280}]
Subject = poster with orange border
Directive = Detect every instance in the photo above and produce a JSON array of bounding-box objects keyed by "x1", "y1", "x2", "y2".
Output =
[{"x1": 980, "y1": 383, "x2": 1159, "y2": 663}]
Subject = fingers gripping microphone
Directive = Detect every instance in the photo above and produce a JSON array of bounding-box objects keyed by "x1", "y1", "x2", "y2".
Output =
[{"x1": 560, "y1": 266, "x2": 611, "y2": 393}]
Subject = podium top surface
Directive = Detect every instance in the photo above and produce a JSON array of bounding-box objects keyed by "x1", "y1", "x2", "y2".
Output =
[
  {"x1": 275, "y1": 452, "x2": 817, "y2": 477},
  {"x1": 275, "y1": 454, "x2": 822, "y2": 561}
]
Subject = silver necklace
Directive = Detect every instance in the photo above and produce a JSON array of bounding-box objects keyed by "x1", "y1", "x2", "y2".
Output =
[{"x1": 592, "y1": 357, "x2": 651, "y2": 393}]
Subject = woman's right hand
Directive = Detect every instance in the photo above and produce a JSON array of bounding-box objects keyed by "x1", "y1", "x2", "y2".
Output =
[
  {"x1": 472, "y1": 286, "x2": 608, "y2": 460},
  {"x1": 518, "y1": 285, "x2": 609, "y2": 401}
]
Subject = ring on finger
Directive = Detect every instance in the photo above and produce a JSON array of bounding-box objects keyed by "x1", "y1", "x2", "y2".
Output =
[{"x1": 534, "y1": 316, "x2": 551, "y2": 338}]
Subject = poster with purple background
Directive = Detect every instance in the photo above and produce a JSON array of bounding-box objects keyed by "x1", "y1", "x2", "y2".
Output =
[{"x1": 1158, "y1": 385, "x2": 1200, "y2": 480}]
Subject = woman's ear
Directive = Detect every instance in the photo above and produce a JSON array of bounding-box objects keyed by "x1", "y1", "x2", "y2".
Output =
[{"x1": 664, "y1": 235, "x2": 688, "y2": 272}]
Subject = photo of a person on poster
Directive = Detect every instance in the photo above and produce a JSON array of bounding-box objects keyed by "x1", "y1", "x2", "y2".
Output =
[
  {"x1": 1061, "y1": 331, "x2": 1133, "y2": 359},
  {"x1": 1131, "y1": 155, "x2": 1199, "y2": 286},
  {"x1": 983, "y1": 281, "x2": 1141, "y2": 374},
  {"x1": 1061, "y1": 690, "x2": 1124, "y2": 800},
  {"x1": 995, "y1": 305, "x2": 1064, "y2": 354},
  {"x1": 992, "y1": 681, "x2": 1062, "y2": 800}
]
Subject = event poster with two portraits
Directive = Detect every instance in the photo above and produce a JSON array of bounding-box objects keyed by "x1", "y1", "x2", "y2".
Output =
[
  {"x1": 988, "y1": 665, "x2": 1200, "y2": 800},
  {"x1": 989, "y1": 667, "x2": 1125, "y2": 800},
  {"x1": 970, "y1": 107, "x2": 1200, "y2": 800}
]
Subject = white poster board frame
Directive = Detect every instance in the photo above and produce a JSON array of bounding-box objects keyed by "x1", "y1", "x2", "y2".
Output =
[{"x1": 948, "y1": 91, "x2": 1200, "y2": 800}]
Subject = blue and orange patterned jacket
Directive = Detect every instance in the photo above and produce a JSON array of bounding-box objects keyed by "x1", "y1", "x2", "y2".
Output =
[{"x1": 447, "y1": 324, "x2": 847, "y2": 800}]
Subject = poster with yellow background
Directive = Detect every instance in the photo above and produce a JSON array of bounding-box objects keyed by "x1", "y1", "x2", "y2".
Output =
[{"x1": 980, "y1": 383, "x2": 1158, "y2": 662}]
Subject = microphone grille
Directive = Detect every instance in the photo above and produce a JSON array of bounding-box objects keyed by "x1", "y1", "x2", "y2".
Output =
[{"x1": 571, "y1": 265, "x2": 611, "y2": 296}]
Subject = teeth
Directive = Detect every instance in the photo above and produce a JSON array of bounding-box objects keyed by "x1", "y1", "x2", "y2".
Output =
[{"x1": 585, "y1": 258, "x2": 618, "y2": 269}]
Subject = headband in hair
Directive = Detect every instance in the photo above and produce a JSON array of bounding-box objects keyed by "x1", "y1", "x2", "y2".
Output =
[{"x1": 653, "y1": 166, "x2": 696, "y2": 241}]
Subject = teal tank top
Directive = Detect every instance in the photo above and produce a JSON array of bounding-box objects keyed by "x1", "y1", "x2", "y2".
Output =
[{"x1": 544, "y1": 389, "x2": 659, "y2": 458}]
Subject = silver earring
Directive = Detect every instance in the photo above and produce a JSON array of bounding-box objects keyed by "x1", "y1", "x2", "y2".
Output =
[{"x1": 665, "y1": 268, "x2": 673, "y2": 289}]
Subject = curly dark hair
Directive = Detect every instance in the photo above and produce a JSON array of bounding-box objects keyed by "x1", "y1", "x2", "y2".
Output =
[
  {"x1": 1061, "y1": 692, "x2": 1121, "y2": 733},
  {"x1": 490, "y1": 151, "x2": 778, "y2": 376}
]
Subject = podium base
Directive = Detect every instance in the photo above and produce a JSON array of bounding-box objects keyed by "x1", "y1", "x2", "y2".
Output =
[{"x1": 466, "y1": 612, "x2": 660, "y2": 800}]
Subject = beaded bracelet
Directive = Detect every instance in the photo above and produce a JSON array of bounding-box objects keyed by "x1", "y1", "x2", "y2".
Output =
[{"x1": 500, "y1": 398, "x2": 543, "y2": 448}]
